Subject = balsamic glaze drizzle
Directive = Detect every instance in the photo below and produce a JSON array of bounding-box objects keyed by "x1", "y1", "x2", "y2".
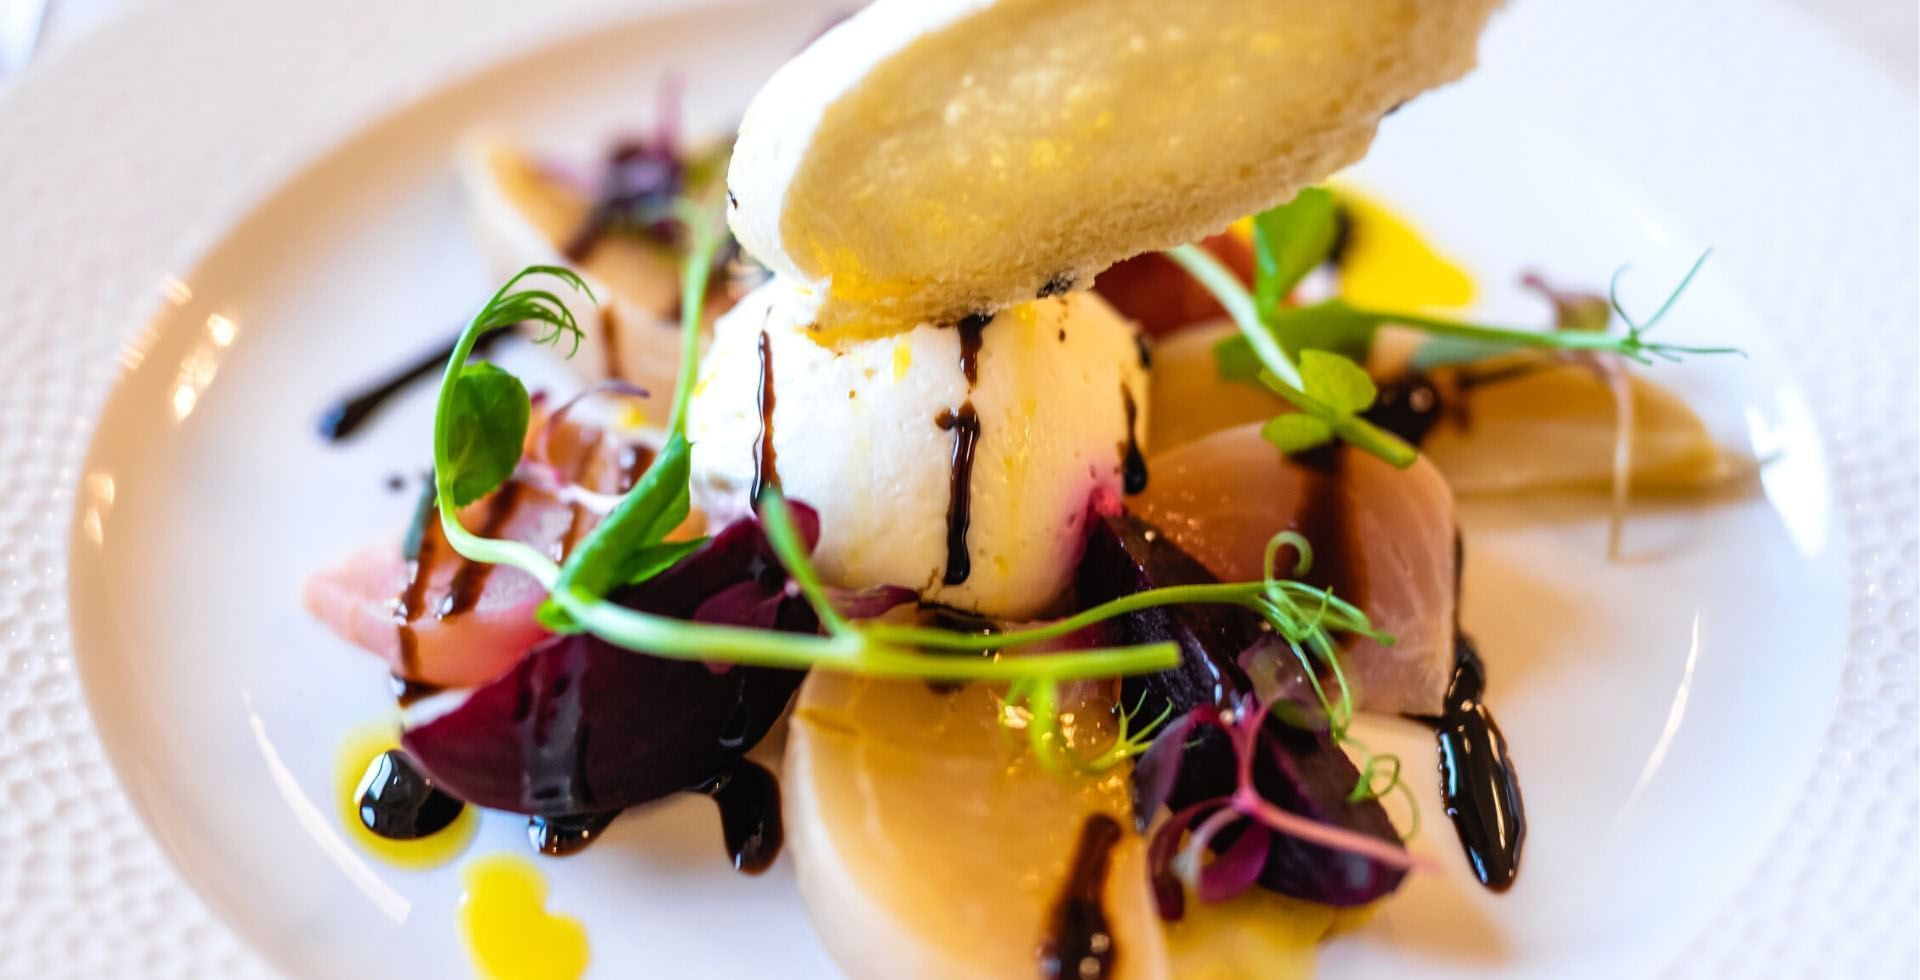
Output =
[
  {"x1": 438, "y1": 482, "x2": 524, "y2": 618},
  {"x1": 357, "y1": 749, "x2": 464, "y2": 841},
  {"x1": 699, "y1": 759, "x2": 784, "y2": 874},
  {"x1": 915, "y1": 602, "x2": 999, "y2": 693},
  {"x1": 522, "y1": 760, "x2": 785, "y2": 867},
  {"x1": 1289, "y1": 447, "x2": 1357, "y2": 604},
  {"x1": 935, "y1": 405, "x2": 982, "y2": 586},
  {"x1": 393, "y1": 511, "x2": 440, "y2": 676},
  {"x1": 1363, "y1": 374, "x2": 1447, "y2": 447},
  {"x1": 935, "y1": 312, "x2": 993, "y2": 585},
  {"x1": 1291, "y1": 458, "x2": 1525, "y2": 891},
  {"x1": 1039, "y1": 814, "x2": 1122, "y2": 980},
  {"x1": 956, "y1": 313, "x2": 990, "y2": 386},
  {"x1": 389, "y1": 675, "x2": 443, "y2": 709},
  {"x1": 1120, "y1": 384, "x2": 1148, "y2": 495},
  {"x1": 317, "y1": 327, "x2": 509, "y2": 442},
  {"x1": 561, "y1": 210, "x2": 610, "y2": 264},
  {"x1": 528, "y1": 812, "x2": 619, "y2": 857},
  {"x1": 1364, "y1": 363, "x2": 1558, "y2": 449},
  {"x1": 751, "y1": 330, "x2": 780, "y2": 502},
  {"x1": 1421, "y1": 635, "x2": 1525, "y2": 891}
]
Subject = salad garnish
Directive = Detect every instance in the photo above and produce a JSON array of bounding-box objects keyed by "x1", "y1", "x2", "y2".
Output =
[
  {"x1": 417, "y1": 197, "x2": 1440, "y2": 827},
  {"x1": 1168, "y1": 187, "x2": 1740, "y2": 469}
]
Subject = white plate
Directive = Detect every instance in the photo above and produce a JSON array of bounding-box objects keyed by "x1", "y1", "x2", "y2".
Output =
[{"x1": 1, "y1": 0, "x2": 1914, "y2": 977}]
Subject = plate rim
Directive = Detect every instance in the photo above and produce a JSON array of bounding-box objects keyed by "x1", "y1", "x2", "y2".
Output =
[{"x1": 0, "y1": 0, "x2": 1912, "y2": 976}]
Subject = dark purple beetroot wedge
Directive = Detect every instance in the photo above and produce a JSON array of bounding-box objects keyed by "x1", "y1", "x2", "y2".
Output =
[
  {"x1": 1243, "y1": 715, "x2": 1407, "y2": 905},
  {"x1": 402, "y1": 632, "x2": 803, "y2": 816},
  {"x1": 1076, "y1": 510, "x2": 1256, "y2": 716},
  {"x1": 1077, "y1": 508, "x2": 1408, "y2": 907},
  {"x1": 401, "y1": 508, "x2": 854, "y2": 818}
]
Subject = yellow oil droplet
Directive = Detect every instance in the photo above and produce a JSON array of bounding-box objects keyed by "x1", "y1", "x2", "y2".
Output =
[
  {"x1": 891, "y1": 339, "x2": 913, "y2": 381},
  {"x1": 1164, "y1": 889, "x2": 1342, "y2": 980},
  {"x1": 807, "y1": 314, "x2": 920, "y2": 347},
  {"x1": 335, "y1": 723, "x2": 478, "y2": 870},
  {"x1": 808, "y1": 242, "x2": 917, "y2": 309},
  {"x1": 615, "y1": 401, "x2": 649, "y2": 431},
  {"x1": 1332, "y1": 189, "x2": 1475, "y2": 312},
  {"x1": 459, "y1": 854, "x2": 590, "y2": 980}
]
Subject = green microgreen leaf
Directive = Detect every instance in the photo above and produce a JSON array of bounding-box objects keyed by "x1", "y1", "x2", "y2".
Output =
[
  {"x1": 1267, "y1": 301, "x2": 1380, "y2": 361},
  {"x1": 1166, "y1": 243, "x2": 1302, "y2": 389},
  {"x1": 1252, "y1": 186, "x2": 1339, "y2": 322},
  {"x1": 537, "y1": 199, "x2": 724, "y2": 629},
  {"x1": 439, "y1": 362, "x2": 531, "y2": 508},
  {"x1": 1168, "y1": 244, "x2": 1412, "y2": 467},
  {"x1": 1253, "y1": 348, "x2": 1396, "y2": 463},
  {"x1": 757, "y1": 487, "x2": 852, "y2": 638},
  {"x1": 1259, "y1": 413, "x2": 1333, "y2": 454},
  {"x1": 621, "y1": 538, "x2": 707, "y2": 586},
  {"x1": 1168, "y1": 236, "x2": 1738, "y2": 471},
  {"x1": 1298, "y1": 349, "x2": 1376, "y2": 416},
  {"x1": 429, "y1": 265, "x2": 591, "y2": 516},
  {"x1": 1216, "y1": 304, "x2": 1379, "y2": 378},
  {"x1": 1213, "y1": 335, "x2": 1265, "y2": 384}
]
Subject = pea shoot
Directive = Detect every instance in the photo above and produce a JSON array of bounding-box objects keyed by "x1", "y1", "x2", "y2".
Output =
[{"x1": 1167, "y1": 187, "x2": 1739, "y2": 469}]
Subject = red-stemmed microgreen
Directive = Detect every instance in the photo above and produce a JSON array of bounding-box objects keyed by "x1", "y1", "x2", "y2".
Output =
[{"x1": 1128, "y1": 531, "x2": 1436, "y2": 914}]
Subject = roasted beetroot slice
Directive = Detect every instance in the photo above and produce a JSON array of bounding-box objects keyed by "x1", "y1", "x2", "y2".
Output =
[
  {"x1": 1250, "y1": 718, "x2": 1407, "y2": 904},
  {"x1": 1077, "y1": 508, "x2": 1408, "y2": 906},
  {"x1": 402, "y1": 511, "x2": 822, "y2": 817},
  {"x1": 402, "y1": 632, "x2": 801, "y2": 816}
]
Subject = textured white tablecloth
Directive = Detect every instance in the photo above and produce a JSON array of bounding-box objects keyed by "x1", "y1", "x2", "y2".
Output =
[{"x1": 18, "y1": 0, "x2": 1920, "y2": 82}]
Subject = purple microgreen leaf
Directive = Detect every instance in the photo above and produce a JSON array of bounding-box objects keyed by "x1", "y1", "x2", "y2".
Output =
[
  {"x1": 692, "y1": 580, "x2": 785, "y2": 630},
  {"x1": 1130, "y1": 712, "x2": 1198, "y2": 832},
  {"x1": 760, "y1": 498, "x2": 822, "y2": 558},
  {"x1": 1521, "y1": 271, "x2": 1613, "y2": 333},
  {"x1": 1196, "y1": 823, "x2": 1272, "y2": 904},
  {"x1": 1146, "y1": 799, "x2": 1227, "y2": 922},
  {"x1": 826, "y1": 584, "x2": 918, "y2": 620}
]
